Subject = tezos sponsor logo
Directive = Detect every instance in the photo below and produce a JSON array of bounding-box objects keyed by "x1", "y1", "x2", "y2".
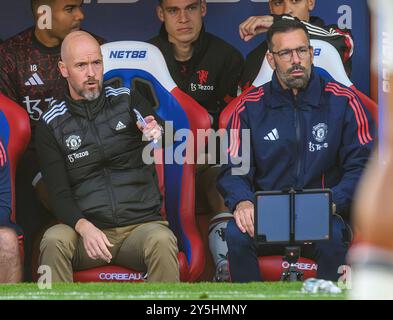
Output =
[{"x1": 68, "y1": 151, "x2": 89, "y2": 163}]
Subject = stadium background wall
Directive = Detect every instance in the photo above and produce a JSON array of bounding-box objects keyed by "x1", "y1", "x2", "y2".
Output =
[{"x1": 0, "y1": 0, "x2": 370, "y2": 95}]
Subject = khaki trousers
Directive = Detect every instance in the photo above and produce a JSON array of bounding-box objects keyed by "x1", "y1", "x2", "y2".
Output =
[{"x1": 39, "y1": 221, "x2": 179, "y2": 283}]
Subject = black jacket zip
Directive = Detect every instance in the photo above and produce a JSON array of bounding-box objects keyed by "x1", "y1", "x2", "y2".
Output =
[
  {"x1": 293, "y1": 94, "x2": 303, "y2": 187},
  {"x1": 85, "y1": 103, "x2": 119, "y2": 226}
]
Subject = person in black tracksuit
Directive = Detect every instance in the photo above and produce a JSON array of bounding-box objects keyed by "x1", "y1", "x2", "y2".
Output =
[
  {"x1": 35, "y1": 31, "x2": 178, "y2": 283},
  {"x1": 37, "y1": 87, "x2": 164, "y2": 231},
  {"x1": 149, "y1": 0, "x2": 244, "y2": 281},
  {"x1": 239, "y1": 0, "x2": 353, "y2": 90},
  {"x1": 149, "y1": 11, "x2": 244, "y2": 130}
]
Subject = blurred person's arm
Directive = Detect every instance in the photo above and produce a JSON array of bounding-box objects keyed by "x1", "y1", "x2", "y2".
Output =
[{"x1": 352, "y1": 0, "x2": 393, "y2": 250}]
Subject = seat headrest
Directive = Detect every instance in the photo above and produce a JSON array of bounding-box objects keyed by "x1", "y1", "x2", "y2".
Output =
[
  {"x1": 311, "y1": 39, "x2": 353, "y2": 87},
  {"x1": 101, "y1": 41, "x2": 177, "y2": 92},
  {"x1": 252, "y1": 39, "x2": 353, "y2": 87},
  {"x1": 253, "y1": 56, "x2": 274, "y2": 88}
]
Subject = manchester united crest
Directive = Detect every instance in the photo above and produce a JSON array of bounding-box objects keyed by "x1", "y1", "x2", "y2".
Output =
[
  {"x1": 312, "y1": 123, "x2": 328, "y2": 143},
  {"x1": 66, "y1": 135, "x2": 82, "y2": 151}
]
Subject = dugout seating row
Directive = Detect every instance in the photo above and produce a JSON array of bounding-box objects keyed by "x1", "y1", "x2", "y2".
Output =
[{"x1": 0, "y1": 39, "x2": 377, "y2": 282}]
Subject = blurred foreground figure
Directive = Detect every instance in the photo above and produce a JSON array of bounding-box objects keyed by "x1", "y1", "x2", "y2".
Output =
[{"x1": 349, "y1": 0, "x2": 393, "y2": 300}]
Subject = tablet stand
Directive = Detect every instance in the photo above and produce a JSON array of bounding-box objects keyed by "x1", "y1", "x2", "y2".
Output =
[
  {"x1": 280, "y1": 246, "x2": 303, "y2": 282},
  {"x1": 255, "y1": 188, "x2": 332, "y2": 282}
]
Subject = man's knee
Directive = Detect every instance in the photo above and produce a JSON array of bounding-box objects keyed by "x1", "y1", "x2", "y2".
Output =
[
  {"x1": 40, "y1": 224, "x2": 78, "y2": 255},
  {"x1": 0, "y1": 227, "x2": 19, "y2": 254},
  {"x1": 147, "y1": 228, "x2": 178, "y2": 247},
  {"x1": 225, "y1": 220, "x2": 251, "y2": 248},
  {"x1": 145, "y1": 226, "x2": 178, "y2": 254},
  {"x1": 0, "y1": 227, "x2": 22, "y2": 283}
]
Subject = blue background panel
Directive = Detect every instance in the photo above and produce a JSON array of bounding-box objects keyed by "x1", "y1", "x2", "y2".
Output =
[{"x1": 0, "y1": 0, "x2": 370, "y2": 94}]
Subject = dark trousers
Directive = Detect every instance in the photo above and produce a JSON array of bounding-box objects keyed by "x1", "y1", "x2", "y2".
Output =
[{"x1": 225, "y1": 215, "x2": 351, "y2": 282}]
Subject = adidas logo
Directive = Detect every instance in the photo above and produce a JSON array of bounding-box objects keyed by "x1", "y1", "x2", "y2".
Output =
[
  {"x1": 25, "y1": 73, "x2": 44, "y2": 86},
  {"x1": 264, "y1": 128, "x2": 279, "y2": 141},
  {"x1": 116, "y1": 121, "x2": 127, "y2": 131}
]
